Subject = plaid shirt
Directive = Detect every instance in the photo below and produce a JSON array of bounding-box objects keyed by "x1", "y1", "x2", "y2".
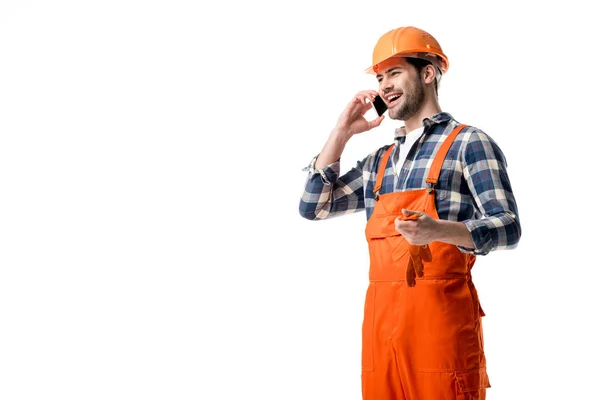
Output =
[{"x1": 299, "y1": 112, "x2": 521, "y2": 256}]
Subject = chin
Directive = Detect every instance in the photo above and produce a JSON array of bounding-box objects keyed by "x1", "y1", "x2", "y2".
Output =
[{"x1": 389, "y1": 109, "x2": 405, "y2": 121}]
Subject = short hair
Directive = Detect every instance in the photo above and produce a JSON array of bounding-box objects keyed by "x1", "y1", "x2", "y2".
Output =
[{"x1": 405, "y1": 57, "x2": 440, "y2": 95}]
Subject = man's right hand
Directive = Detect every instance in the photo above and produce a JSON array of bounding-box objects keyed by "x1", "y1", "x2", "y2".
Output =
[
  {"x1": 314, "y1": 91, "x2": 385, "y2": 170},
  {"x1": 332, "y1": 90, "x2": 385, "y2": 139}
]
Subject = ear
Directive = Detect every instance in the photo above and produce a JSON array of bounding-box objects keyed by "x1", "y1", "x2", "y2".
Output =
[{"x1": 421, "y1": 64, "x2": 437, "y2": 85}]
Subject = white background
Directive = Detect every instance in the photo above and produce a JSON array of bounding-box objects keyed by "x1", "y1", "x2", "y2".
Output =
[{"x1": 1, "y1": 1, "x2": 598, "y2": 399}]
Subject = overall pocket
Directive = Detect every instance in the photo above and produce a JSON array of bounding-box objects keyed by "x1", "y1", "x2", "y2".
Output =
[{"x1": 454, "y1": 367, "x2": 491, "y2": 399}]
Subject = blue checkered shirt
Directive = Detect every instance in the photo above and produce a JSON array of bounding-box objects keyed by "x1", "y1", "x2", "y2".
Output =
[{"x1": 298, "y1": 112, "x2": 521, "y2": 255}]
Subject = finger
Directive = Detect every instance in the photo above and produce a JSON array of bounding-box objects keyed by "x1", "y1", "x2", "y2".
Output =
[
  {"x1": 354, "y1": 93, "x2": 374, "y2": 105},
  {"x1": 401, "y1": 209, "x2": 424, "y2": 220},
  {"x1": 358, "y1": 90, "x2": 380, "y2": 98},
  {"x1": 394, "y1": 218, "x2": 407, "y2": 233},
  {"x1": 346, "y1": 96, "x2": 371, "y2": 117},
  {"x1": 395, "y1": 219, "x2": 415, "y2": 235},
  {"x1": 368, "y1": 115, "x2": 385, "y2": 129},
  {"x1": 398, "y1": 213, "x2": 419, "y2": 222},
  {"x1": 403, "y1": 209, "x2": 419, "y2": 216},
  {"x1": 360, "y1": 101, "x2": 373, "y2": 113}
]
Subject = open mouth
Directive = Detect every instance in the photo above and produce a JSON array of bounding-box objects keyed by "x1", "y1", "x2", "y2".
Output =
[{"x1": 385, "y1": 93, "x2": 403, "y2": 107}]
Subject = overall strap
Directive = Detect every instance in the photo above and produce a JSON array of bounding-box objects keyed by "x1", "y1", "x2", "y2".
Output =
[
  {"x1": 426, "y1": 124, "x2": 467, "y2": 185},
  {"x1": 373, "y1": 144, "x2": 395, "y2": 200}
]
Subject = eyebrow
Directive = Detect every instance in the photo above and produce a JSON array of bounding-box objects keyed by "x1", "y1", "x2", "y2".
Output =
[{"x1": 376, "y1": 67, "x2": 404, "y2": 79}]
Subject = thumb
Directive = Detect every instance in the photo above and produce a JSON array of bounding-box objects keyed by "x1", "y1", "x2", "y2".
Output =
[
  {"x1": 368, "y1": 115, "x2": 385, "y2": 129},
  {"x1": 402, "y1": 209, "x2": 421, "y2": 218}
]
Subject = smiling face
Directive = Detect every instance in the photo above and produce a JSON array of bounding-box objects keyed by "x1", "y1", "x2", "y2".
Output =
[{"x1": 376, "y1": 57, "x2": 426, "y2": 121}]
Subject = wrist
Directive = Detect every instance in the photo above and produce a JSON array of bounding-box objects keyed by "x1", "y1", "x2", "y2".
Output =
[
  {"x1": 330, "y1": 128, "x2": 352, "y2": 142},
  {"x1": 434, "y1": 219, "x2": 475, "y2": 249},
  {"x1": 430, "y1": 218, "x2": 443, "y2": 242}
]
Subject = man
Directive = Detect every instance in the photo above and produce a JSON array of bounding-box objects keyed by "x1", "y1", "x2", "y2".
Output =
[{"x1": 299, "y1": 26, "x2": 521, "y2": 400}]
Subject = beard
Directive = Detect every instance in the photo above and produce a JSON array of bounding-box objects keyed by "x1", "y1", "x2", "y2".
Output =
[{"x1": 389, "y1": 79, "x2": 426, "y2": 121}]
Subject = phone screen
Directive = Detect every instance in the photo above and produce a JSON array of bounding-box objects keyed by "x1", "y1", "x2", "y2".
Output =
[{"x1": 373, "y1": 95, "x2": 388, "y2": 116}]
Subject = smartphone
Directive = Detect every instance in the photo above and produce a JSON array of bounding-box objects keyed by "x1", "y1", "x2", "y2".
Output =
[{"x1": 373, "y1": 95, "x2": 388, "y2": 116}]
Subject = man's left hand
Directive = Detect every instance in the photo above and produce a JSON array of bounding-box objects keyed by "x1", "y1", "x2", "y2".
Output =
[{"x1": 394, "y1": 209, "x2": 439, "y2": 246}]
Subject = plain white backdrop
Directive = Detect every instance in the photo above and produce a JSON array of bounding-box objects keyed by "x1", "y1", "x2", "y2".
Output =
[{"x1": 1, "y1": 1, "x2": 598, "y2": 399}]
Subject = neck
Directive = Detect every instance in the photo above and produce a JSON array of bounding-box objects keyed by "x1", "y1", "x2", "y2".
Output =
[{"x1": 404, "y1": 96, "x2": 442, "y2": 132}]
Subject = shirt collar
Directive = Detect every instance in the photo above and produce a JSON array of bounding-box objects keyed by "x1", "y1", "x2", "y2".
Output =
[{"x1": 393, "y1": 112, "x2": 455, "y2": 141}]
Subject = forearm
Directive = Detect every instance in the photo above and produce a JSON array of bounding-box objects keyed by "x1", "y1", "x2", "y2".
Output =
[
  {"x1": 299, "y1": 156, "x2": 365, "y2": 220},
  {"x1": 314, "y1": 129, "x2": 351, "y2": 169},
  {"x1": 433, "y1": 219, "x2": 476, "y2": 249}
]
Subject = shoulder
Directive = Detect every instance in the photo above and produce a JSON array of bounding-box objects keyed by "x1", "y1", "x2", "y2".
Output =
[
  {"x1": 357, "y1": 143, "x2": 395, "y2": 173},
  {"x1": 454, "y1": 124, "x2": 507, "y2": 165},
  {"x1": 426, "y1": 113, "x2": 508, "y2": 165},
  {"x1": 427, "y1": 114, "x2": 500, "y2": 148}
]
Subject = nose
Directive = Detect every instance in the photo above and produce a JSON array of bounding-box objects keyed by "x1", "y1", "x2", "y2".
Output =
[{"x1": 379, "y1": 77, "x2": 393, "y2": 94}]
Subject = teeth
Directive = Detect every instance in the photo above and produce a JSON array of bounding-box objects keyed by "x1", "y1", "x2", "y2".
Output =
[{"x1": 389, "y1": 94, "x2": 401, "y2": 101}]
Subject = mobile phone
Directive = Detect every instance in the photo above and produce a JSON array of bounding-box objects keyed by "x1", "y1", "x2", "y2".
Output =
[{"x1": 373, "y1": 95, "x2": 388, "y2": 116}]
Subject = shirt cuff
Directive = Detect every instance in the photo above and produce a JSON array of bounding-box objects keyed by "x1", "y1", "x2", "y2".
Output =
[
  {"x1": 302, "y1": 155, "x2": 341, "y2": 185},
  {"x1": 457, "y1": 219, "x2": 495, "y2": 256}
]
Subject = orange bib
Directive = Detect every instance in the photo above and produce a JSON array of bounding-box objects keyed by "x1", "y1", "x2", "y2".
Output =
[{"x1": 361, "y1": 124, "x2": 490, "y2": 399}]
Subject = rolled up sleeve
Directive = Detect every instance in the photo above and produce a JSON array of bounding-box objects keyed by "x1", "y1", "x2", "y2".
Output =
[
  {"x1": 458, "y1": 131, "x2": 522, "y2": 255},
  {"x1": 299, "y1": 154, "x2": 365, "y2": 220}
]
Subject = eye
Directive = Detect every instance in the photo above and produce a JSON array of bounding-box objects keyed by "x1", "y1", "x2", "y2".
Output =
[{"x1": 392, "y1": 71, "x2": 401, "y2": 76}]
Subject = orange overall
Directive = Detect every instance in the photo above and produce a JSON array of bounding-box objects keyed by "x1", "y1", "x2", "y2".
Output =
[{"x1": 361, "y1": 124, "x2": 491, "y2": 399}]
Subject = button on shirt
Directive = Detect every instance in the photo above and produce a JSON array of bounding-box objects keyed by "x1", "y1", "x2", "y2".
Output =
[{"x1": 298, "y1": 112, "x2": 521, "y2": 256}]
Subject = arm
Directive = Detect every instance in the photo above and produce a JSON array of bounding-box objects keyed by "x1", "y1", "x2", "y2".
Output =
[
  {"x1": 299, "y1": 152, "x2": 366, "y2": 220},
  {"x1": 314, "y1": 129, "x2": 352, "y2": 169},
  {"x1": 458, "y1": 129, "x2": 521, "y2": 254},
  {"x1": 394, "y1": 209, "x2": 476, "y2": 248},
  {"x1": 299, "y1": 90, "x2": 385, "y2": 220},
  {"x1": 435, "y1": 219, "x2": 475, "y2": 248},
  {"x1": 395, "y1": 129, "x2": 521, "y2": 254}
]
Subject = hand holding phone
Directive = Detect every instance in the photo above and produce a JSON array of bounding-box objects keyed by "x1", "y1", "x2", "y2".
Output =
[{"x1": 332, "y1": 91, "x2": 385, "y2": 138}]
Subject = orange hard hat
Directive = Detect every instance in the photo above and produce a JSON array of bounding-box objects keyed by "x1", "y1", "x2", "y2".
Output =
[{"x1": 365, "y1": 26, "x2": 449, "y2": 75}]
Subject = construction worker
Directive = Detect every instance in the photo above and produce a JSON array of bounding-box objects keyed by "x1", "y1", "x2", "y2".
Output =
[{"x1": 299, "y1": 26, "x2": 521, "y2": 399}]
